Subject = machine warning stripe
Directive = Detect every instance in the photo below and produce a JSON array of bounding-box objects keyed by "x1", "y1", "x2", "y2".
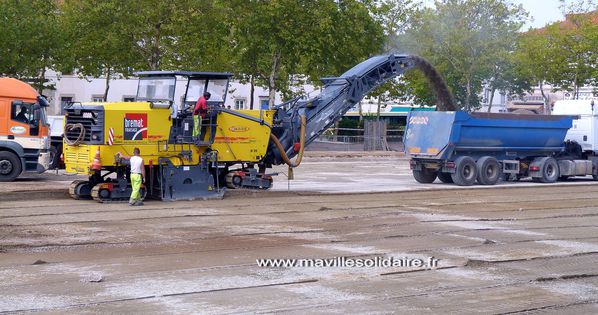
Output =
[{"x1": 108, "y1": 128, "x2": 114, "y2": 145}]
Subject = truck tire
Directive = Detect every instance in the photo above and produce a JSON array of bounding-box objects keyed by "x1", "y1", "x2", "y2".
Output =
[
  {"x1": 412, "y1": 168, "x2": 437, "y2": 183},
  {"x1": 451, "y1": 156, "x2": 477, "y2": 186},
  {"x1": 48, "y1": 146, "x2": 59, "y2": 170},
  {"x1": 0, "y1": 151, "x2": 22, "y2": 182},
  {"x1": 538, "y1": 157, "x2": 559, "y2": 183},
  {"x1": 476, "y1": 156, "x2": 501, "y2": 185},
  {"x1": 437, "y1": 172, "x2": 454, "y2": 183}
]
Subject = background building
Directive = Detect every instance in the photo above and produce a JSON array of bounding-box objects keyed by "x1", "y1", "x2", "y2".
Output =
[{"x1": 41, "y1": 71, "x2": 318, "y2": 116}]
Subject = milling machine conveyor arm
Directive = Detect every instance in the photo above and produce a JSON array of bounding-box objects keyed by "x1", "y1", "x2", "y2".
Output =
[{"x1": 265, "y1": 54, "x2": 454, "y2": 167}]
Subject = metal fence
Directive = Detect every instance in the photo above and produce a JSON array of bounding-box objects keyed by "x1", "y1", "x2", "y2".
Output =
[{"x1": 310, "y1": 127, "x2": 405, "y2": 151}]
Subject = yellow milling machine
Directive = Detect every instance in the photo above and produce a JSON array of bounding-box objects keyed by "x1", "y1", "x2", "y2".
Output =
[{"x1": 63, "y1": 72, "x2": 280, "y2": 201}]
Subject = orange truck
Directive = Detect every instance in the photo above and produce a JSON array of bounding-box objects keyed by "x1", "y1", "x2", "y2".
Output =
[{"x1": 0, "y1": 78, "x2": 51, "y2": 181}]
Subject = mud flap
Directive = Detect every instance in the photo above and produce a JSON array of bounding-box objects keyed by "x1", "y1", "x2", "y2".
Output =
[{"x1": 36, "y1": 151, "x2": 51, "y2": 173}]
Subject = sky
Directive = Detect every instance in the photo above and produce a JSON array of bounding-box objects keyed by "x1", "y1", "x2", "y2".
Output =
[
  {"x1": 514, "y1": 0, "x2": 565, "y2": 29},
  {"x1": 421, "y1": 0, "x2": 567, "y2": 30}
]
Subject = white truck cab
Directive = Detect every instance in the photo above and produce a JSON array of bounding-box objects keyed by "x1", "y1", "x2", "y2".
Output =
[{"x1": 552, "y1": 100, "x2": 598, "y2": 152}]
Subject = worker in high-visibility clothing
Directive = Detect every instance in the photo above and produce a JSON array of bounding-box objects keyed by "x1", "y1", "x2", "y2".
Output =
[
  {"x1": 117, "y1": 148, "x2": 145, "y2": 206},
  {"x1": 193, "y1": 91, "x2": 211, "y2": 141}
]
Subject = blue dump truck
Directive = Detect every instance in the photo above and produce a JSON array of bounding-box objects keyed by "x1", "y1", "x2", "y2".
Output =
[{"x1": 404, "y1": 111, "x2": 598, "y2": 186}]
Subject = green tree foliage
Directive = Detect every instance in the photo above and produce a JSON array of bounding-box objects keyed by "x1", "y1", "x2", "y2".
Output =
[
  {"x1": 369, "y1": 0, "x2": 418, "y2": 52},
  {"x1": 0, "y1": 0, "x2": 61, "y2": 91},
  {"x1": 1, "y1": 0, "x2": 383, "y2": 106},
  {"x1": 558, "y1": 0, "x2": 598, "y2": 14},
  {"x1": 122, "y1": 0, "x2": 230, "y2": 71},
  {"x1": 516, "y1": 10, "x2": 598, "y2": 102},
  {"x1": 60, "y1": 0, "x2": 139, "y2": 100},
  {"x1": 514, "y1": 31, "x2": 556, "y2": 105},
  {"x1": 548, "y1": 19, "x2": 596, "y2": 97},
  {"x1": 171, "y1": 1, "x2": 232, "y2": 72},
  {"x1": 484, "y1": 44, "x2": 531, "y2": 112},
  {"x1": 397, "y1": 0, "x2": 528, "y2": 111},
  {"x1": 306, "y1": 1, "x2": 385, "y2": 79},
  {"x1": 229, "y1": 0, "x2": 384, "y2": 108},
  {"x1": 366, "y1": 0, "x2": 418, "y2": 119},
  {"x1": 59, "y1": 0, "x2": 230, "y2": 100}
]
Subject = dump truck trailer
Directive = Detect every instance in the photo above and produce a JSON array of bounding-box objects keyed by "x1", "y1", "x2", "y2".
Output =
[{"x1": 404, "y1": 111, "x2": 598, "y2": 186}]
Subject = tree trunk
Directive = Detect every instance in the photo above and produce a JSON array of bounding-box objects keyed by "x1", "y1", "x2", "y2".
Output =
[
  {"x1": 539, "y1": 80, "x2": 550, "y2": 113},
  {"x1": 364, "y1": 120, "x2": 388, "y2": 151},
  {"x1": 103, "y1": 67, "x2": 111, "y2": 101},
  {"x1": 358, "y1": 101, "x2": 363, "y2": 122},
  {"x1": 573, "y1": 72, "x2": 579, "y2": 100},
  {"x1": 249, "y1": 75, "x2": 255, "y2": 110},
  {"x1": 37, "y1": 68, "x2": 46, "y2": 94},
  {"x1": 376, "y1": 96, "x2": 382, "y2": 121},
  {"x1": 268, "y1": 51, "x2": 281, "y2": 108},
  {"x1": 486, "y1": 87, "x2": 496, "y2": 113},
  {"x1": 149, "y1": 23, "x2": 162, "y2": 69},
  {"x1": 465, "y1": 78, "x2": 472, "y2": 112},
  {"x1": 268, "y1": 83, "x2": 276, "y2": 109}
]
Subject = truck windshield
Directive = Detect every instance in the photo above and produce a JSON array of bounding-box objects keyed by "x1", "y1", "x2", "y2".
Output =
[
  {"x1": 137, "y1": 77, "x2": 176, "y2": 101},
  {"x1": 37, "y1": 96, "x2": 49, "y2": 126},
  {"x1": 39, "y1": 106, "x2": 48, "y2": 126}
]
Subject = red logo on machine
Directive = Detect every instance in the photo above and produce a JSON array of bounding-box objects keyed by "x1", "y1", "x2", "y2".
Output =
[{"x1": 124, "y1": 113, "x2": 147, "y2": 140}]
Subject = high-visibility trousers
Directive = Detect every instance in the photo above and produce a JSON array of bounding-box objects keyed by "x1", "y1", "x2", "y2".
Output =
[
  {"x1": 130, "y1": 173, "x2": 142, "y2": 203},
  {"x1": 193, "y1": 115, "x2": 203, "y2": 137}
]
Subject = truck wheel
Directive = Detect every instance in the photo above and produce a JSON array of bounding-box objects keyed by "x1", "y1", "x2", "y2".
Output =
[
  {"x1": 48, "y1": 146, "x2": 58, "y2": 170},
  {"x1": 0, "y1": 151, "x2": 22, "y2": 182},
  {"x1": 539, "y1": 157, "x2": 559, "y2": 183},
  {"x1": 451, "y1": 156, "x2": 477, "y2": 186},
  {"x1": 437, "y1": 172, "x2": 454, "y2": 183},
  {"x1": 412, "y1": 168, "x2": 437, "y2": 183},
  {"x1": 476, "y1": 156, "x2": 501, "y2": 185}
]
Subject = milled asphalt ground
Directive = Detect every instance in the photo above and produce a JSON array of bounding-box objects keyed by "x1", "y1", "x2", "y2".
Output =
[{"x1": 1, "y1": 152, "x2": 598, "y2": 314}]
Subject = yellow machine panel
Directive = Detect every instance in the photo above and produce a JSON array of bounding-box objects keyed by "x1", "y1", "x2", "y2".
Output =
[
  {"x1": 211, "y1": 109, "x2": 275, "y2": 162},
  {"x1": 63, "y1": 145, "x2": 92, "y2": 174},
  {"x1": 65, "y1": 102, "x2": 194, "y2": 174}
]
